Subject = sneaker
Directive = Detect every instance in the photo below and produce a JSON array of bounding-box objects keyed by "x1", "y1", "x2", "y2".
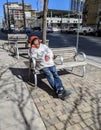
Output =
[
  {"x1": 58, "y1": 90, "x2": 72, "y2": 100},
  {"x1": 57, "y1": 87, "x2": 64, "y2": 97}
]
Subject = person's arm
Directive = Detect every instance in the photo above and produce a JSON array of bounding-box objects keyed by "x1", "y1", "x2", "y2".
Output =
[
  {"x1": 44, "y1": 45, "x2": 54, "y2": 62},
  {"x1": 30, "y1": 48, "x2": 37, "y2": 59},
  {"x1": 44, "y1": 45, "x2": 53, "y2": 58}
]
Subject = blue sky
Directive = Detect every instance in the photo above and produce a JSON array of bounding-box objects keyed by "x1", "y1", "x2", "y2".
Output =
[{"x1": 0, "y1": 0, "x2": 71, "y2": 20}]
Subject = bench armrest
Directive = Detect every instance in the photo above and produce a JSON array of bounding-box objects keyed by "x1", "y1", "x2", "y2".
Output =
[
  {"x1": 28, "y1": 48, "x2": 31, "y2": 57},
  {"x1": 74, "y1": 52, "x2": 87, "y2": 62},
  {"x1": 54, "y1": 55, "x2": 64, "y2": 65},
  {"x1": 32, "y1": 57, "x2": 36, "y2": 69},
  {"x1": 28, "y1": 48, "x2": 37, "y2": 72}
]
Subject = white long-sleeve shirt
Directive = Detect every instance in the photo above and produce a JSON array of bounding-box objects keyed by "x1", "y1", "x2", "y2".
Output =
[{"x1": 30, "y1": 43, "x2": 55, "y2": 70}]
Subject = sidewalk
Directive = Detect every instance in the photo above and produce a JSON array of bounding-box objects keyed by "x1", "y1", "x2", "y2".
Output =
[
  {"x1": 0, "y1": 39, "x2": 101, "y2": 130},
  {"x1": 0, "y1": 40, "x2": 46, "y2": 130},
  {"x1": 28, "y1": 64, "x2": 101, "y2": 130}
]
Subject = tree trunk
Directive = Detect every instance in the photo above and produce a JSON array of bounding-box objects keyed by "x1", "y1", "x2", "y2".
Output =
[{"x1": 42, "y1": 0, "x2": 48, "y2": 44}]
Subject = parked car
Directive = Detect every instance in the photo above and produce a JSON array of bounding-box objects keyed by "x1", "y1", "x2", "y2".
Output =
[
  {"x1": 32, "y1": 27, "x2": 41, "y2": 31},
  {"x1": 25, "y1": 27, "x2": 32, "y2": 33},
  {"x1": 67, "y1": 27, "x2": 76, "y2": 34},
  {"x1": 61, "y1": 27, "x2": 76, "y2": 34},
  {"x1": 61, "y1": 28, "x2": 68, "y2": 33},
  {"x1": 73, "y1": 25, "x2": 94, "y2": 35},
  {"x1": 94, "y1": 29, "x2": 101, "y2": 36},
  {"x1": 19, "y1": 27, "x2": 32, "y2": 33},
  {"x1": 46, "y1": 26, "x2": 53, "y2": 33},
  {"x1": 0, "y1": 28, "x2": 5, "y2": 32},
  {"x1": 0, "y1": 27, "x2": 14, "y2": 33},
  {"x1": 52, "y1": 27, "x2": 61, "y2": 32}
]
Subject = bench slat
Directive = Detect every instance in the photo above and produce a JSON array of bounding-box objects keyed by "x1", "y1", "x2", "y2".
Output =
[
  {"x1": 32, "y1": 61, "x2": 87, "y2": 74},
  {"x1": 56, "y1": 62, "x2": 87, "y2": 70}
]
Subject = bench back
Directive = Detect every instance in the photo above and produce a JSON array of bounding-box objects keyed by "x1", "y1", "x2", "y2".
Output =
[
  {"x1": 51, "y1": 47, "x2": 77, "y2": 62},
  {"x1": 8, "y1": 34, "x2": 28, "y2": 43},
  {"x1": 8, "y1": 34, "x2": 18, "y2": 41}
]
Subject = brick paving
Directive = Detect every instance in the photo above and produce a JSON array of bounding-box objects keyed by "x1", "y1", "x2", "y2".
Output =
[
  {"x1": 26, "y1": 63, "x2": 101, "y2": 130},
  {"x1": 0, "y1": 37, "x2": 101, "y2": 130}
]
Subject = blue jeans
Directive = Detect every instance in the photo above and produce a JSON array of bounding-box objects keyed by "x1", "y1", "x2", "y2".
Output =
[{"x1": 40, "y1": 65, "x2": 64, "y2": 93}]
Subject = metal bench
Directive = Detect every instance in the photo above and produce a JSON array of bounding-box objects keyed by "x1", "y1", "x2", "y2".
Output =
[
  {"x1": 28, "y1": 47, "x2": 87, "y2": 87},
  {"x1": 8, "y1": 34, "x2": 28, "y2": 59}
]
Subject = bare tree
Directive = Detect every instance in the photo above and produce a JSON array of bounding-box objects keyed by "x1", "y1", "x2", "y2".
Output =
[{"x1": 42, "y1": 0, "x2": 48, "y2": 44}]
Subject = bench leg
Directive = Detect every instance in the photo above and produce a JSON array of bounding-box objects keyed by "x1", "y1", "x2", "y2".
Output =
[
  {"x1": 25, "y1": 42, "x2": 29, "y2": 48},
  {"x1": 69, "y1": 67, "x2": 73, "y2": 72},
  {"x1": 15, "y1": 42, "x2": 19, "y2": 59},
  {"x1": 9, "y1": 45, "x2": 16, "y2": 55},
  {"x1": 69, "y1": 65, "x2": 86, "y2": 77},
  {"x1": 28, "y1": 59, "x2": 31, "y2": 80},
  {"x1": 34, "y1": 73, "x2": 37, "y2": 87},
  {"x1": 28, "y1": 58, "x2": 37, "y2": 87},
  {"x1": 2, "y1": 42, "x2": 8, "y2": 51}
]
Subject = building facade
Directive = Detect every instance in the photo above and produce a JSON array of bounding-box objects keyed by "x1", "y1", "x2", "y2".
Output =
[
  {"x1": 34, "y1": 9, "x2": 82, "y2": 28},
  {"x1": 71, "y1": 0, "x2": 85, "y2": 12},
  {"x1": 83, "y1": 0, "x2": 101, "y2": 27},
  {"x1": 3, "y1": 2, "x2": 37, "y2": 28}
]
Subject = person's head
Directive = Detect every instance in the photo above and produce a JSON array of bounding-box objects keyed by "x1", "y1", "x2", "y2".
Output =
[{"x1": 30, "y1": 36, "x2": 40, "y2": 48}]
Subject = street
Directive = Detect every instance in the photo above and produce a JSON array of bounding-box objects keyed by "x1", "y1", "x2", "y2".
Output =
[
  {"x1": 28, "y1": 31, "x2": 101, "y2": 66},
  {"x1": 0, "y1": 31, "x2": 101, "y2": 66}
]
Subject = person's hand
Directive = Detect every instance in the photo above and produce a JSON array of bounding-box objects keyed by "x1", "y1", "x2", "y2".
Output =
[{"x1": 45, "y1": 55, "x2": 50, "y2": 62}]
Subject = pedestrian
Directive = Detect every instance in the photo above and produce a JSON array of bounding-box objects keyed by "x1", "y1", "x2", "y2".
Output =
[{"x1": 29, "y1": 36, "x2": 72, "y2": 100}]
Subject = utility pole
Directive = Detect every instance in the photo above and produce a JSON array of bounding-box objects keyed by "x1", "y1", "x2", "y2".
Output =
[
  {"x1": 7, "y1": 0, "x2": 11, "y2": 32},
  {"x1": 22, "y1": 0, "x2": 26, "y2": 32}
]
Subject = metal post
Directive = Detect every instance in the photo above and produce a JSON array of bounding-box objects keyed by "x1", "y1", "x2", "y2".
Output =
[
  {"x1": 76, "y1": 0, "x2": 82, "y2": 52},
  {"x1": 68, "y1": 12, "x2": 70, "y2": 28},
  {"x1": 22, "y1": 0, "x2": 26, "y2": 33},
  {"x1": 61, "y1": 13, "x2": 63, "y2": 29},
  {"x1": 50, "y1": 11, "x2": 52, "y2": 26}
]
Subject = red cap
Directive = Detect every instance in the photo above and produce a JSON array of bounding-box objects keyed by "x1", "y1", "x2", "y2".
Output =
[{"x1": 30, "y1": 36, "x2": 39, "y2": 44}]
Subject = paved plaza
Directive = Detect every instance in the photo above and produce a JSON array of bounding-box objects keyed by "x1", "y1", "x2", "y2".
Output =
[{"x1": 0, "y1": 39, "x2": 101, "y2": 130}]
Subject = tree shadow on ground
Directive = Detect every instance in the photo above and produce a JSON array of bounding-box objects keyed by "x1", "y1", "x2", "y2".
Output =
[
  {"x1": 0, "y1": 68, "x2": 40, "y2": 130},
  {"x1": 64, "y1": 87, "x2": 101, "y2": 130},
  {"x1": 9, "y1": 67, "x2": 56, "y2": 98},
  {"x1": 9, "y1": 67, "x2": 72, "y2": 99},
  {"x1": 29, "y1": 69, "x2": 73, "y2": 99}
]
